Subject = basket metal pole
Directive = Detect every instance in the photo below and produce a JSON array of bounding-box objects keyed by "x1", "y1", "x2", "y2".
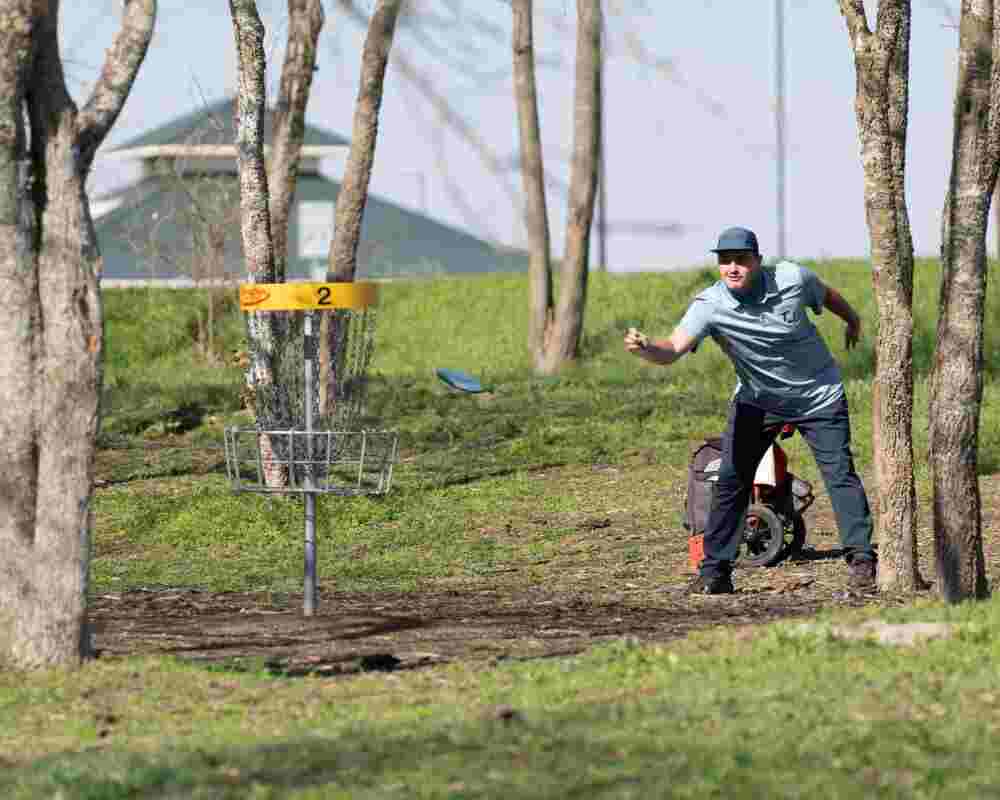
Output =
[{"x1": 303, "y1": 311, "x2": 318, "y2": 616}]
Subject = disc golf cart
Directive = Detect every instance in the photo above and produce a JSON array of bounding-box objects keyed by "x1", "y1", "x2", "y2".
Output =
[{"x1": 685, "y1": 425, "x2": 815, "y2": 569}]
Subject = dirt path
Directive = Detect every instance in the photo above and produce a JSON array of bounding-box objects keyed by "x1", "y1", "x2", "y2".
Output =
[
  {"x1": 92, "y1": 461, "x2": 1000, "y2": 675},
  {"x1": 89, "y1": 578, "x2": 845, "y2": 675}
]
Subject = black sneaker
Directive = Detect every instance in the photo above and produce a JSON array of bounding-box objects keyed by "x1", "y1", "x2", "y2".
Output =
[
  {"x1": 704, "y1": 575, "x2": 735, "y2": 595},
  {"x1": 847, "y1": 559, "x2": 877, "y2": 595}
]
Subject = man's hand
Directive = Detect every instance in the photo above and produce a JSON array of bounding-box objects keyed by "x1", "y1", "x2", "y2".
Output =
[
  {"x1": 624, "y1": 327, "x2": 649, "y2": 353},
  {"x1": 845, "y1": 317, "x2": 861, "y2": 350},
  {"x1": 625, "y1": 327, "x2": 694, "y2": 365},
  {"x1": 822, "y1": 284, "x2": 863, "y2": 351}
]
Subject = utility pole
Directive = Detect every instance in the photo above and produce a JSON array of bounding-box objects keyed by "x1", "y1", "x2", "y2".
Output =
[
  {"x1": 774, "y1": 0, "x2": 786, "y2": 260},
  {"x1": 596, "y1": 3, "x2": 608, "y2": 271}
]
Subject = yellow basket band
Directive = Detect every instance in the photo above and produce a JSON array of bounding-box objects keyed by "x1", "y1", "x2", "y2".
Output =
[{"x1": 239, "y1": 281, "x2": 378, "y2": 311}]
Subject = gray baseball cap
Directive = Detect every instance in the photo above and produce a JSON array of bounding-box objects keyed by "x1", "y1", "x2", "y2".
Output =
[{"x1": 710, "y1": 226, "x2": 759, "y2": 254}]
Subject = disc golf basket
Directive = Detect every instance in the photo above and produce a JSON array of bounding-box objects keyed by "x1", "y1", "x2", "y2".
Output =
[{"x1": 224, "y1": 281, "x2": 399, "y2": 615}]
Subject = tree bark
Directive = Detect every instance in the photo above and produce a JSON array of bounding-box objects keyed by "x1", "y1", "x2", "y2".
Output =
[
  {"x1": 929, "y1": 0, "x2": 998, "y2": 603},
  {"x1": 513, "y1": 0, "x2": 555, "y2": 373},
  {"x1": 839, "y1": 0, "x2": 923, "y2": 592},
  {"x1": 269, "y1": 0, "x2": 324, "y2": 283},
  {"x1": 229, "y1": 0, "x2": 287, "y2": 488},
  {"x1": 538, "y1": 0, "x2": 601, "y2": 375},
  {"x1": 0, "y1": 0, "x2": 155, "y2": 668},
  {"x1": 327, "y1": 0, "x2": 402, "y2": 282},
  {"x1": 230, "y1": 1, "x2": 275, "y2": 282},
  {"x1": 319, "y1": 0, "x2": 400, "y2": 418}
]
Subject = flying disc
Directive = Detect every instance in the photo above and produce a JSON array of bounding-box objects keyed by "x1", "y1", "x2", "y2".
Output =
[{"x1": 436, "y1": 368, "x2": 488, "y2": 394}]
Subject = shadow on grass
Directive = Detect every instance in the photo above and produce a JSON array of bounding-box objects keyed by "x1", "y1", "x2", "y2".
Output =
[
  {"x1": 790, "y1": 547, "x2": 846, "y2": 563},
  {"x1": 10, "y1": 724, "x2": 649, "y2": 799},
  {"x1": 411, "y1": 461, "x2": 568, "y2": 489}
]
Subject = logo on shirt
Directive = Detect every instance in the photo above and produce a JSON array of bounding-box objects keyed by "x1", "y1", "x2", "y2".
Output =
[{"x1": 765, "y1": 302, "x2": 801, "y2": 326}]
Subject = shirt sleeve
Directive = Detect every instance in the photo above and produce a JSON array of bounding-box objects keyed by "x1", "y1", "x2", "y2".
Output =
[
  {"x1": 799, "y1": 265, "x2": 826, "y2": 314},
  {"x1": 676, "y1": 296, "x2": 715, "y2": 350}
]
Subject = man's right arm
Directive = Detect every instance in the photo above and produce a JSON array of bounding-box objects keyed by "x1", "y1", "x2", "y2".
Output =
[{"x1": 624, "y1": 326, "x2": 697, "y2": 365}]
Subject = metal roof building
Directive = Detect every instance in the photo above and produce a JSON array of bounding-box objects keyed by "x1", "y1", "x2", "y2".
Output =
[{"x1": 94, "y1": 99, "x2": 528, "y2": 283}]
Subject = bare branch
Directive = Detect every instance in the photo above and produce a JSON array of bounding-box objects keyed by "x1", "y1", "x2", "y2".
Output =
[
  {"x1": 427, "y1": 103, "x2": 501, "y2": 240},
  {"x1": 839, "y1": 0, "x2": 872, "y2": 50},
  {"x1": 76, "y1": 0, "x2": 156, "y2": 170},
  {"x1": 393, "y1": 0, "x2": 508, "y2": 79},
  {"x1": 269, "y1": 0, "x2": 324, "y2": 282},
  {"x1": 921, "y1": 0, "x2": 959, "y2": 28},
  {"x1": 605, "y1": 220, "x2": 689, "y2": 237},
  {"x1": 614, "y1": 20, "x2": 755, "y2": 144},
  {"x1": 335, "y1": 0, "x2": 522, "y2": 214}
]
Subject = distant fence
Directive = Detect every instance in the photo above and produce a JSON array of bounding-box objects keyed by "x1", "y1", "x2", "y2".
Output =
[
  {"x1": 99, "y1": 278, "x2": 242, "y2": 289},
  {"x1": 98, "y1": 277, "x2": 403, "y2": 289}
]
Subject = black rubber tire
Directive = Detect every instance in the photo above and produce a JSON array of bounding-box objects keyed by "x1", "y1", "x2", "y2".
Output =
[{"x1": 738, "y1": 504, "x2": 785, "y2": 567}]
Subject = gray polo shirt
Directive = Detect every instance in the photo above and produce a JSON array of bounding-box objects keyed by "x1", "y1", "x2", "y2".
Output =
[{"x1": 677, "y1": 261, "x2": 844, "y2": 417}]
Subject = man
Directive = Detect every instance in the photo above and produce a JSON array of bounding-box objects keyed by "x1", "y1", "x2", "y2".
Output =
[{"x1": 624, "y1": 226, "x2": 876, "y2": 595}]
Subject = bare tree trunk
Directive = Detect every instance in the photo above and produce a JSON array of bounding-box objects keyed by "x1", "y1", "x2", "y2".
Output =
[
  {"x1": 539, "y1": 0, "x2": 601, "y2": 375},
  {"x1": 269, "y1": 0, "x2": 324, "y2": 282},
  {"x1": 319, "y1": 0, "x2": 401, "y2": 416},
  {"x1": 327, "y1": 0, "x2": 402, "y2": 281},
  {"x1": 230, "y1": 0, "x2": 286, "y2": 487},
  {"x1": 513, "y1": 0, "x2": 554, "y2": 372},
  {"x1": 230, "y1": 2, "x2": 275, "y2": 282},
  {"x1": 929, "y1": 0, "x2": 998, "y2": 603},
  {"x1": 0, "y1": 0, "x2": 155, "y2": 669},
  {"x1": 839, "y1": 0, "x2": 923, "y2": 593}
]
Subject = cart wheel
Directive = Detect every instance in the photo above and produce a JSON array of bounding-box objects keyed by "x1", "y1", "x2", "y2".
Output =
[
  {"x1": 738, "y1": 504, "x2": 785, "y2": 567},
  {"x1": 786, "y1": 514, "x2": 807, "y2": 559}
]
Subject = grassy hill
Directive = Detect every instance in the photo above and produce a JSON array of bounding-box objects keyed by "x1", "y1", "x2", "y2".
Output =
[
  {"x1": 4, "y1": 261, "x2": 1000, "y2": 798},
  {"x1": 100, "y1": 258, "x2": 1000, "y2": 483}
]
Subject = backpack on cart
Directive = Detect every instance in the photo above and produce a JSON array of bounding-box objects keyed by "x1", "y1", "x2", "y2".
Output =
[{"x1": 683, "y1": 437, "x2": 723, "y2": 535}]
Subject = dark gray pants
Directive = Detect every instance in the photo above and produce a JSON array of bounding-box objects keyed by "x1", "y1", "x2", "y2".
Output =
[{"x1": 700, "y1": 396, "x2": 875, "y2": 581}]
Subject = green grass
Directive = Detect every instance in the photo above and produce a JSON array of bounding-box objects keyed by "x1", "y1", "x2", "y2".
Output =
[
  {"x1": 91, "y1": 473, "x2": 553, "y2": 592},
  {"x1": 99, "y1": 258, "x2": 1000, "y2": 480},
  {"x1": 5, "y1": 600, "x2": 1000, "y2": 797},
  {"x1": 7, "y1": 259, "x2": 1000, "y2": 797},
  {"x1": 92, "y1": 260, "x2": 1000, "y2": 596}
]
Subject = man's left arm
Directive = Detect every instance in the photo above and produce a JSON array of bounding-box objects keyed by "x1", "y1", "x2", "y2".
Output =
[{"x1": 820, "y1": 284, "x2": 862, "y2": 350}]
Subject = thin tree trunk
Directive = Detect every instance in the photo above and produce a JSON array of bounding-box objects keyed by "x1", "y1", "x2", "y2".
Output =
[
  {"x1": 929, "y1": 0, "x2": 998, "y2": 602},
  {"x1": 269, "y1": 0, "x2": 324, "y2": 283},
  {"x1": 839, "y1": 0, "x2": 922, "y2": 592},
  {"x1": 512, "y1": 0, "x2": 554, "y2": 372},
  {"x1": 230, "y1": 1, "x2": 275, "y2": 281},
  {"x1": 327, "y1": 0, "x2": 402, "y2": 281},
  {"x1": 0, "y1": 0, "x2": 155, "y2": 668},
  {"x1": 229, "y1": 0, "x2": 285, "y2": 487},
  {"x1": 320, "y1": 0, "x2": 401, "y2": 417},
  {"x1": 539, "y1": 0, "x2": 601, "y2": 375}
]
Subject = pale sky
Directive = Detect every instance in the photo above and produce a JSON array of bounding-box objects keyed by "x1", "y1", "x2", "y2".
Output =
[{"x1": 62, "y1": 1, "x2": 966, "y2": 272}]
